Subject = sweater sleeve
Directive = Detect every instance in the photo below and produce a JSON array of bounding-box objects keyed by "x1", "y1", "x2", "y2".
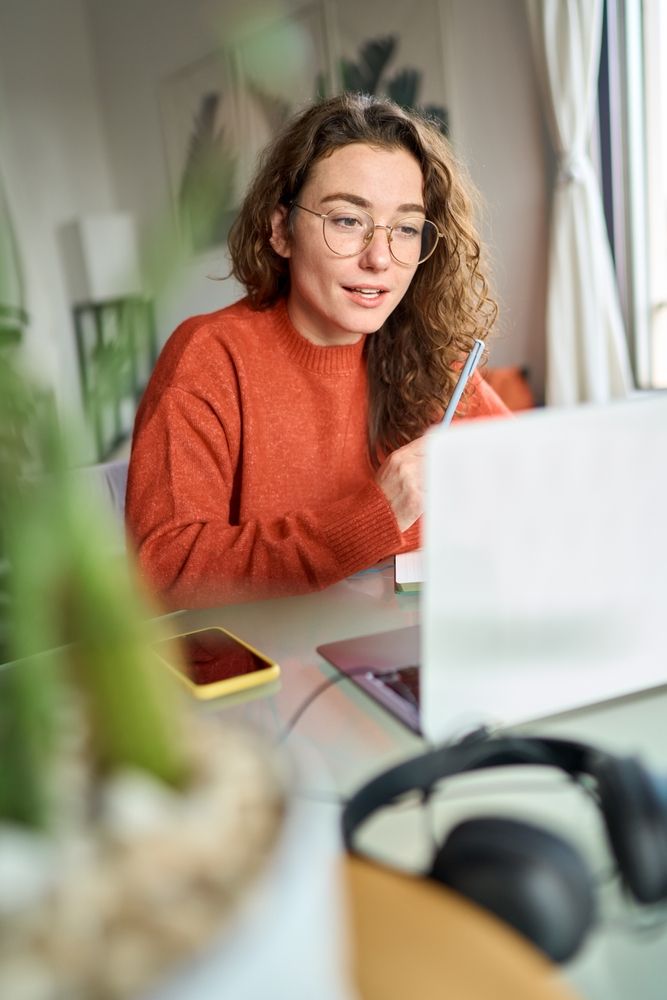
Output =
[{"x1": 126, "y1": 387, "x2": 403, "y2": 609}]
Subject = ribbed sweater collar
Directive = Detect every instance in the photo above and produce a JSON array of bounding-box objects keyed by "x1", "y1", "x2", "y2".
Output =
[{"x1": 271, "y1": 298, "x2": 366, "y2": 375}]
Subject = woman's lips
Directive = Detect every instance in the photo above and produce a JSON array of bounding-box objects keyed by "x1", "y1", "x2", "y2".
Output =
[{"x1": 343, "y1": 285, "x2": 390, "y2": 306}]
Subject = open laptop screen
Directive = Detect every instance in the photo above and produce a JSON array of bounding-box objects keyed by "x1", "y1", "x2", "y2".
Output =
[{"x1": 422, "y1": 394, "x2": 667, "y2": 743}]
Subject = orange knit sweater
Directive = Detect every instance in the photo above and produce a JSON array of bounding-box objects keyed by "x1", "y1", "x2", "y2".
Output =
[{"x1": 126, "y1": 298, "x2": 508, "y2": 609}]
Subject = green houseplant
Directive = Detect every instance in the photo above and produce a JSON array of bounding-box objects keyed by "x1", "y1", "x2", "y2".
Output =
[
  {"x1": 0, "y1": 346, "x2": 291, "y2": 999},
  {"x1": 0, "y1": 202, "x2": 295, "y2": 995},
  {"x1": 0, "y1": 115, "x2": 351, "y2": 999},
  {"x1": 0, "y1": 167, "x2": 28, "y2": 348}
]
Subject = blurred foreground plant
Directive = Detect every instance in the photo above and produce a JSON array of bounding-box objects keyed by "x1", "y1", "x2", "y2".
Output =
[
  {"x1": 0, "y1": 351, "x2": 284, "y2": 1000},
  {"x1": 0, "y1": 73, "x2": 295, "y2": 998},
  {"x1": 0, "y1": 349, "x2": 189, "y2": 829}
]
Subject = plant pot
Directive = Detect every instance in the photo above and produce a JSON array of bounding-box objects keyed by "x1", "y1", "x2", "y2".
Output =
[
  {"x1": 145, "y1": 743, "x2": 354, "y2": 1000},
  {"x1": 0, "y1": 719, "x2": 354, "y2": 1000}
]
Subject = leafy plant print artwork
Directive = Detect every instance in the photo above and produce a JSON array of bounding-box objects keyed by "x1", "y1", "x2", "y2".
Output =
[
  {"x1": 337, "y1": 35, "x2": 448, "y2": 135},
  {"x1": 160, "y1": 5, "x2": 330, "y2": 255},
  {"x1": 177, "y1": 91, "x2": 239, "y2": 253}
]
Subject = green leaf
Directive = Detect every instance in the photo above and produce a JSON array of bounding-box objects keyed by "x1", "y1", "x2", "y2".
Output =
[
  {"x1": 178, "y1": 92, "x2": 238, "y2": 251},
  {"x1": 421, "y1": 104, "x2": 450, "y2": 136},
  {"x1": 341, "y1": 36, "x2": 397, "y2": 94},
  {"x1": 386, "y1": 69, "x2": 421, "y2": 110},
  {"x1": 0, "y1": 655, "x2": 61, "y2": 828}
]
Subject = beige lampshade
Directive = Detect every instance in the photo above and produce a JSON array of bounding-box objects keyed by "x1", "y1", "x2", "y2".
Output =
[{"x1": 60, "y1": 212, "x2": 143, "y2": 305}]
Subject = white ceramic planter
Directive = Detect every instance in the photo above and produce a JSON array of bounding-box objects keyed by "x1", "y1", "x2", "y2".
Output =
[{"x1": 143, "y1": 749, "x2": 356, "y2": 1000}]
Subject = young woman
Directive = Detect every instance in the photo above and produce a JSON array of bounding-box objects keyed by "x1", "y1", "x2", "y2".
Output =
[{"x1": 126, "y1": 93, "x2": 509, "y2": 609}]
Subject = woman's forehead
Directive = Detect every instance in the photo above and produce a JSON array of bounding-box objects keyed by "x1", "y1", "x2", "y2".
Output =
[{"x1": 301, "y1": 143, "x2": 425, "y2": 202}]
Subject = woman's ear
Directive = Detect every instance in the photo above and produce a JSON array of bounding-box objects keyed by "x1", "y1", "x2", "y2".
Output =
[{"x1": 270, "y1": 205, "x2": 291, "y2": 258}]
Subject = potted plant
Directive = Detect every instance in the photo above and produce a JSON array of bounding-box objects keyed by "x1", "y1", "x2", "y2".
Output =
[{"x1": 0, "y1": 343, "x2": 350, "y2": 1000}]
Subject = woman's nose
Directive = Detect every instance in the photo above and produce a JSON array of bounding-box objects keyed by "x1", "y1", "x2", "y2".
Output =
[{"x1": 359, "y1": 226, "x2": 392, "y2": 269}]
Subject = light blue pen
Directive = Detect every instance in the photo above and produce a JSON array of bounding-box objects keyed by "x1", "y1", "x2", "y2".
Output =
[{"x1": 441, "y1": 338, "x2": 485, "y2": 426}]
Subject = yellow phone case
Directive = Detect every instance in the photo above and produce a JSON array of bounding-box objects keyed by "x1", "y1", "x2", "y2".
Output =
[{"x1": 154, "y1": 625, "x2": 281, "y2": 701}]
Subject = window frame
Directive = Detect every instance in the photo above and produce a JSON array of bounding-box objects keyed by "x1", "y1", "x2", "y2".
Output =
[{"x1": 598, "y1": 0, "x2": 665, "y2": 389}]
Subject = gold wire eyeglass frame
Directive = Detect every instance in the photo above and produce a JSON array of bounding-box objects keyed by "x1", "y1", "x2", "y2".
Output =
[{"x1": 290, "y1": 202, "x2": 443, "y2": 266}]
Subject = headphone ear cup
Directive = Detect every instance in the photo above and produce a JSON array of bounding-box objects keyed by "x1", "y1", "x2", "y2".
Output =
[
  {"x1": 429, "y1": 817, "x2": 595, "y2": 963},
  {"x1": 592, "y1": 754, "x2": 667, "y2": 903}
]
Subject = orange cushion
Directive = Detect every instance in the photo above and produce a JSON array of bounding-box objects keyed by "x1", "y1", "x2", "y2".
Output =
[{"x1": 484, "y1": 366, "x2": 535, "y2": 411}]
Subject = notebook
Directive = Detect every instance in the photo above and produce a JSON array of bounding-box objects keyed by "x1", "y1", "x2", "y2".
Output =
[
  {"x1": 394, "y1": 550, "x2": 423, "y2": 593},
  {"x1": 318, "y1": 394, "x2": 667, "y2": 743}
]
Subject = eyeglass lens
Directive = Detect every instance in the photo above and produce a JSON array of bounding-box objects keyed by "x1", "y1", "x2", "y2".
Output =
[{"x1": 323, "y1": 208, "x2": 438, "y2": 265}]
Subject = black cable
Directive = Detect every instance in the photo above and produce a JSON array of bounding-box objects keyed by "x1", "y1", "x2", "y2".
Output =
[
  {"x1": 279, "y1": 666, "x2": 409, "y2": 742},
  {"x1": 280, "y1": 669, "x2": 497, "y2": 747}
]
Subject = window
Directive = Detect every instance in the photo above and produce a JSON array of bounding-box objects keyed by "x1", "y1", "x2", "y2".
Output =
[
  {"x1": 598, "y1": 0, "x2": 667, "y2": 388},
  {"x1": 642, "y1": 0, "x2": 667, "y2": 385}
]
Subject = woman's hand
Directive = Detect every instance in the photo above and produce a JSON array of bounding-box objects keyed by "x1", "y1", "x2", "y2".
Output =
[{"x1": 375, "y1": 436, "x2": 427, "y2": 533}]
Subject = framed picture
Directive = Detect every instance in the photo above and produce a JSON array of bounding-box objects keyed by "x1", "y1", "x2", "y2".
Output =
[
  {"x1": 73, "y1": 296, "x2": 158, "y2": 461},
  {"x1": 331, "y1": 0, "x2": 449, "y2": 134},
  {"x1": 159, "y1": 3, "x2": 332, "y2": 255}
]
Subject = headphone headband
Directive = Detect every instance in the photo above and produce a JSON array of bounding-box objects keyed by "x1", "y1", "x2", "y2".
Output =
[
  {"x1": 342, "y1": 733, "x2": 667, "y2": 963},
  {"x1": 343, "y1": 734, "x2": 595, "y2": 850}
]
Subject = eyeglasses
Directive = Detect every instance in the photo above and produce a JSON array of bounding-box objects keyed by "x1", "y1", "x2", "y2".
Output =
[{"x1": 291, "y1": 203, "x2": 443, "y2": 266}]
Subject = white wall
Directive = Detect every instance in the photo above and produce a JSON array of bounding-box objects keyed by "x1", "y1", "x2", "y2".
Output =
[
  {"x1": 84, "y1": 0, "x2": 289, "y2": 342},
  {"x1": 86, "y1": 0, "x2": 550, "y2": 399},
  {"x1": 0, "y1": 0, "x2": 116, "y2": 423},
  {"x1": 0, "y1": 0, "x2": 550, "y2": 417},
  {"x1": 442, "y1": 0, "x2": 550, "y2": 402}
]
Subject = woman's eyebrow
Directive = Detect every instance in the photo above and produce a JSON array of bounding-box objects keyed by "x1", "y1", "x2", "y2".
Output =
[{"x1": 320, "y1": 192, "x2": 426, "y2": 214}]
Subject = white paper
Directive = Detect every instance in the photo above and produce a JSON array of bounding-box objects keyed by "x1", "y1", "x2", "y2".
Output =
[{"x1": 394, "y1": 549, "x2": 424, "y2": 587}]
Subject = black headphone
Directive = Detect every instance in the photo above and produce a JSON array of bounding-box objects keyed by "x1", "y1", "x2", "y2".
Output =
[{"x1": 342, "y1": 734, "x2": 667, "y2": 963}]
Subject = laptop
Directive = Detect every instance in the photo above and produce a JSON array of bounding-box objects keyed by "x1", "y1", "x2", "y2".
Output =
[
  {"x1": 317, "y1": 394, "x2": 667, "y2": 743},
  {"x1": 317, "y1": 624, "x2": 422, "y2": 732}
]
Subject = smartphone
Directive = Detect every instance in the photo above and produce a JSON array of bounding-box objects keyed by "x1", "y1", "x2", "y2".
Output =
[{"x1": 153, "y1": 626, "x2": 281, "y2": 701}]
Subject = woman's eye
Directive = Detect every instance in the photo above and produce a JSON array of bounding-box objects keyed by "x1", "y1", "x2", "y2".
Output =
[
  {"x1": 332, "y1": 213, "x2": 364, "y2": 229},
  {"x1": 395, "y1": 222, "x2": 421, "y2": 239}
]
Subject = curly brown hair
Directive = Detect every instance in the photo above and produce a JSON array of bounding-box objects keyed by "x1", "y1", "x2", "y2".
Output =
[{"x1": 227, "y1": 92, "x2": 497, "y2": 464}]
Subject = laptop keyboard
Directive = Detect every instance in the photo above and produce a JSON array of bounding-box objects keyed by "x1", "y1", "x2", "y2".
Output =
[{"x1": 372, "y1": 665, "x2": 420, "y2": 707}]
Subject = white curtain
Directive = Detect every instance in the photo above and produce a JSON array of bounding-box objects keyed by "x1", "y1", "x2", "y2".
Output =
[{"x1": 525, "y1": 0, "x2": 634, "y2": 405}]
